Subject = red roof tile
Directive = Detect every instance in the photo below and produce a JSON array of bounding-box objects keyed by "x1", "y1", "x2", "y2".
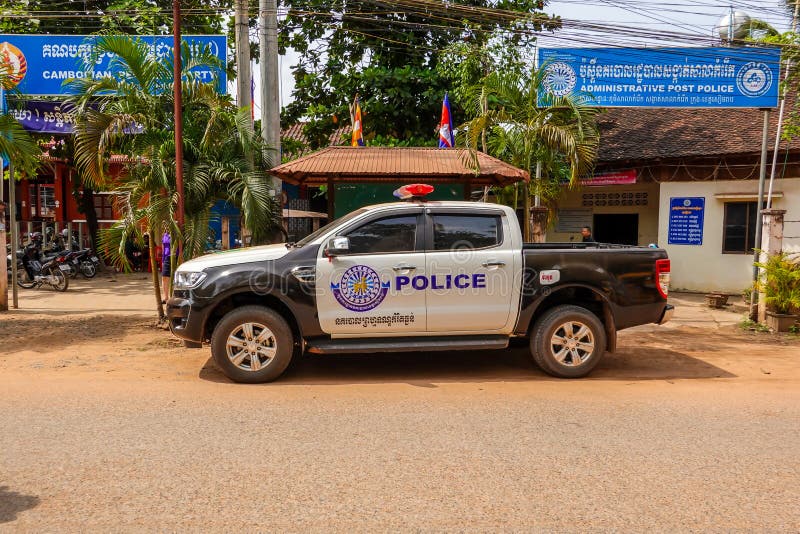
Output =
[
  {"x1": 597, "y1": 102, "x2": 800, "y2": 163},
  {"x1": 269, "y1": 146, "x2": 529, "y2": 186},
  {"x1": 281, "y1": 122, "x2": 349, "y2": 158}
]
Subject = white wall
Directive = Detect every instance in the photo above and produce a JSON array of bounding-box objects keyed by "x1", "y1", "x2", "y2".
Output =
[
  {"x1": 548, "y1": 182, "x2": 660, "y2": 245},
  {"x1": 659, "y1": 178, "x2": 800, "y2": 293}
]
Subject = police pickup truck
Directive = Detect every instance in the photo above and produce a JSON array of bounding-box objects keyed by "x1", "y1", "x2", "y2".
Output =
[{"x1": 167, "y1": 184, "x2": 673, "y2": 383}]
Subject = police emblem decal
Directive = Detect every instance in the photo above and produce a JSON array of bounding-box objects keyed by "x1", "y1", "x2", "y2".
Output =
[
  {"x1": 736, "y1": 62, "x2": 772, "y2": 98},
  {"x1": 331, "y1": 265, "x2": 390, "y2": 312}
]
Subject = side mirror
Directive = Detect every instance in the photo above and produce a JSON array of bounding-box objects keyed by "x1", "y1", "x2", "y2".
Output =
[{"x1": 326, "y1": 236, "x2": 350, "y2": 256}]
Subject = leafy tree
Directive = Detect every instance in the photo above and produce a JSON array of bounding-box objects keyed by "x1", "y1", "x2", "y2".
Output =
[
  {"x1": 70, "y1": 36, "x2": 279, "y2": 319},
  {"x1": 0, "y1": 0, "x2": 230, "y2": 35},
  {"x1": 0, "y1": 106, "x2": 42, "y2": 179},
  {"x1": 0, "y1": 0, "x2": 233, "y2": 251},
  {"x1": 279, "y1": 0, "x2": 560, "y2": 148}
]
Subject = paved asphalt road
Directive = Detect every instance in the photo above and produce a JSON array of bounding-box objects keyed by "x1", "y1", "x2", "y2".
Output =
[
  {"x1": 1, "y1": 280, "x2": 799, "y2": 530},
  {"x1": 2, "y1": 369, "x2": 799, "y2": 531}
]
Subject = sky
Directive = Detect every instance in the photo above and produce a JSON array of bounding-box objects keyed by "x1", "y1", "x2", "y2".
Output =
[{"x1": 250, "y1": 1, "x2": 794, "y2": 115}]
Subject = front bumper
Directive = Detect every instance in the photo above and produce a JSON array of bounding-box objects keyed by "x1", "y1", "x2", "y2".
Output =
[
  {"x1": 166, "y1": 296, "x2": 205, "y2": 343},
  {"x1": 658, "y1": 304, "x2": 675, "y2": 325}
]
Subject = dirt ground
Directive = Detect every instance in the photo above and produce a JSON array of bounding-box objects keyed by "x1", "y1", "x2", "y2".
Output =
[
  {"x1": 1, "y1": 274, "x2": 797, "y2": 384},
  {"x1": 1, "y1": 275, "x2": 799, "y2": 530}
]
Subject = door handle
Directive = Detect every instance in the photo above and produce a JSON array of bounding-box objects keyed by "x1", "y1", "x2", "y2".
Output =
[
  {"x1": 481, "y1": 260, "x2": 506, "y2": 268},
  {"x1": 392, "y1": 264, "x2": 417, "y2": 272}
]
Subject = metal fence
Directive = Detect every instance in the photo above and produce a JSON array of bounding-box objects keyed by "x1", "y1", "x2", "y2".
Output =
[{"x1": 7, "y1": 221, "x2": 95, "y2": 251}]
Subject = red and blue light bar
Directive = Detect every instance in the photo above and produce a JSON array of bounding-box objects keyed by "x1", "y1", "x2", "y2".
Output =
[{"x1": 393, "y1": 183, "x2": 434, "y2": 200}]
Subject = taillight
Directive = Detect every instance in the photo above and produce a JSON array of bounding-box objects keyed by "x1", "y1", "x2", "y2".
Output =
[{"x1": 655, "y1": 259, "x2": 670, "y2": 299}]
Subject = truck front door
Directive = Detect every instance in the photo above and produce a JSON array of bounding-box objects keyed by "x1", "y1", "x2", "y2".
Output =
[{"x1": 316, "y1": 209, "x2": 427, "y2": 335}]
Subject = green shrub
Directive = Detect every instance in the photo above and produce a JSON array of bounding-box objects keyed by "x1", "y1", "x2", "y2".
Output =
[{"x1": 755, "y1": 252, "x2": 800, "y2": 314}]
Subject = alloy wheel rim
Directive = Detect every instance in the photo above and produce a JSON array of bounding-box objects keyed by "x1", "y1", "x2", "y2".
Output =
[
  {"x1": 225, "y1": 322, "x2": 278, "y2": 372},
  {"x1": 550, "y1": 320, "x2": 595, "y2": 366}
]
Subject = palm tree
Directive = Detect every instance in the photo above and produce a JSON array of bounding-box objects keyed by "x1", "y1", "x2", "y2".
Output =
[
  {"x1": 0, "y1": 71, "x2": 42, "y2": 177},
  {"x1": 69, "y1": 36, "x2": 279, "y2": 319},
  {"x1": 460, "y1": 66, "x2": 600, "y2": 242}
]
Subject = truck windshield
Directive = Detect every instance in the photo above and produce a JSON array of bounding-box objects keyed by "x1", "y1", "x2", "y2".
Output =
[{"x1": 295, "y1": 208, "x2": 368, "y2": 247}]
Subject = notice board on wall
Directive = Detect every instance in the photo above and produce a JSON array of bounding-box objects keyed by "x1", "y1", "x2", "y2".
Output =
[{"x1": 668, "y1": 197, "x2": 705, "y2": 245}]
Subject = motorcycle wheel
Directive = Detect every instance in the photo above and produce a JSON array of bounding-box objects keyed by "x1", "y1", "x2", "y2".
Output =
[
  {"x1": 16, "y1": 269, "x2": 36, "y2": 289},
  {"x1": 80, "y1": 261, "x2": 97, "y2": 279},
  {"x1": 52, "y1": 269, "x2": 69, "y2": 292}
]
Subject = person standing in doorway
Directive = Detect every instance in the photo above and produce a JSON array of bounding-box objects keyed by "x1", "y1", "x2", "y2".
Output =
[
  {"x1": 161, "y1": 231, "x2": 171, "y2": 304},
  {"x1": 581, "y1": 226, "x2": 595, "y2": 243}
]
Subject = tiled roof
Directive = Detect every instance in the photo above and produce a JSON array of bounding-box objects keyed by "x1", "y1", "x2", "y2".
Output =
[
  {"x1": 281, "y1": 122, "x2": 349, "y2": 158},
  {"x1": 597, "y1": 103, "x2": 800, "y2": 164},
  {"x1": 269, "y1": 146, "x2": 530, "y2": 186}
]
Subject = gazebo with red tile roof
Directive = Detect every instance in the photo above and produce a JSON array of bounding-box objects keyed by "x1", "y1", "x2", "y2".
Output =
[{"x1": 269, "y1": 146, "x2": 529, "y2": 217}]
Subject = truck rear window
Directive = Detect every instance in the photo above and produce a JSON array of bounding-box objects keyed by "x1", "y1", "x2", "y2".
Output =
[{"x1": 432, "y1": 215, "x2": 501, "y2": 250}]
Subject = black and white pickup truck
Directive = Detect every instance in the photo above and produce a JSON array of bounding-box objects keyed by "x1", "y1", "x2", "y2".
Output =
[{"x1": 167, "y1": 187, "x2": 673, "y2": 383}]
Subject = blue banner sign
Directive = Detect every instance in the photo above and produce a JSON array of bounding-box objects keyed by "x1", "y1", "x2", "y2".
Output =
[
  {"x1": 0, "y1": 34, "x2": 226, "y2": 96},
  {"x1": 668, "y1": 197, "x2": 705, "y2": 245},
  {"x1": 540, "y1": 46, "x2": 781, "y2": 108},
  {"x1": 9, "y1": 100, "x2": 78, "y2": 134}
]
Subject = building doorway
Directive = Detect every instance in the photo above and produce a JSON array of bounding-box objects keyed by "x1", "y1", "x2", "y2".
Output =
[{"x1": 593, "y1": 213, "x2": 639, "y2": 245}]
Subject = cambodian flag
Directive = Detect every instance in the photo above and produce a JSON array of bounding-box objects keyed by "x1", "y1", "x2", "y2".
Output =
[
  {"x1": 438, "y1": 93, "x2": 454, "y2": 148},
  {"x1": 351, "y1": 95, "x2": 365, "y2": 147},
  {"x1": 250, "y1": 77, "x2": 255, "y2": 122}
]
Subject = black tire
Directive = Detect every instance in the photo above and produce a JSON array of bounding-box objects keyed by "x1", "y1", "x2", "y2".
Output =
[
  {"x1": 80, "y1": 260, "x2": 97, "y2": 278},
  {"x1": 51, "y1": 268, "x2": 69, "y2": 292},
  {"x1": 210, "y1": 305, "x2": 294, "y2": 383},
  {"x1": 530, "y1": 305, "x2": 606, "y2": 378},
  {"x1": 16, "y1": 268, "x2": 35, "y2": 289}
]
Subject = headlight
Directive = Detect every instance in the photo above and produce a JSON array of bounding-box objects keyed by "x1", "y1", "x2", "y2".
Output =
[{"x1": 174, "y1": 271, "x2": 207, "y2": 289}]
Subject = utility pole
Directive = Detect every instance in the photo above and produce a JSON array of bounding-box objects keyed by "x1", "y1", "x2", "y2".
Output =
[
  {"x1": 750, "y1": 109, "x2": 771, "y2": 320},
  {"x1": 0, "y1": 165, "x2": 6, "y2": 311},
  {"x1": 173, "y1": 0, "x2": 185, "y2": 227},
  {"x1": 260, "y1": 0, "x2": 282, "y2": 193},
  {"x1": 9, "y1": 160, "x2": 17, "y2": 309},
  {"x1": 235, "y1": 0, "x2": 253, "y2": 127}
]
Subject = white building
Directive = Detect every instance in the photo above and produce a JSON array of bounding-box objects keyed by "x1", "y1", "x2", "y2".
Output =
[{"x1": 549, "y1": 106, "x2": 800, "y2": 293}]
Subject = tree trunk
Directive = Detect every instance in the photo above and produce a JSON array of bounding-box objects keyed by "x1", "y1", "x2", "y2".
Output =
[
  {"x1": 523, "y1": 185, "x2": 532, "y2": 242},
  {"x1": 530, "y1": 206, "x2": 549, "y2": 244},
  {"x1": 76, "y1": 185, "x2": 100, "y2": 252}
]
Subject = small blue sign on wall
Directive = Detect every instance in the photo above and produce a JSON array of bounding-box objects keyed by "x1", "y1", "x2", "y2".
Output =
[
  {"x1": 668, "y1": 197, "x2": 705, "y2": 245},
  {"x1": 539, "y1": 46, "x2": 781, "y2": 108},
  {"x1": 0, "y1": 34, "x2": 226, "y2": 96}
]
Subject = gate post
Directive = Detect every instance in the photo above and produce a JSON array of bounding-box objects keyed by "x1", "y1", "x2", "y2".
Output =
[{"x1": 757, "y1": 209, "x2": 786, "y2": 323}]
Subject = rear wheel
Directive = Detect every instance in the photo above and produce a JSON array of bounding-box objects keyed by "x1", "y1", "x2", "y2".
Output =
[
  {"x1": 80, "y1": 260, "x2": 97, "y2": 278},
  {"x1": 530, "y1": 305, "x2": 606, "y2": 378},
  {"x1": 16, "y1": 268, "x2": 35, "y2": 289},
  {"x1": 210, "y1": 305, "x2": 294, "y2": 383}
]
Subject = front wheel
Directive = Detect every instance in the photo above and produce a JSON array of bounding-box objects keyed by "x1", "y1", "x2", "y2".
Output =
[
  {"x1": 51, "y1": 268, "x2": 69, "y2": 292},
  {"x1": 530, "y1": 305, "x2": 606, "y2": 378},
  {"x1": 210, "y1": 305, "x2": 294, "y2": 383}
]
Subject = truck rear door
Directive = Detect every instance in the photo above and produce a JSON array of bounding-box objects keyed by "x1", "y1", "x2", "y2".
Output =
[{"x1": 423, "y1": 209, "x2": 520, "y2": 333}]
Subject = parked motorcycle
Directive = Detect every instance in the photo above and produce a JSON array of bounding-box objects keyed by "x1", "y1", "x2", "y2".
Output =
[
  {"x1": 16, "y1": 234, "x2": 70, "y2": 291},
  {"x1": 71, "y1": 248, "x2": 101, "y2": 278}
]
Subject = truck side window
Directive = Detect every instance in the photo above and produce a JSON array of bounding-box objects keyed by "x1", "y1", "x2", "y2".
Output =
[
  {"x1": 345, "y1": 215, "x2": 417, "y2": 254},
  {"x1": 432, "y1": 214, "x2": 501, "y2": 250}
]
